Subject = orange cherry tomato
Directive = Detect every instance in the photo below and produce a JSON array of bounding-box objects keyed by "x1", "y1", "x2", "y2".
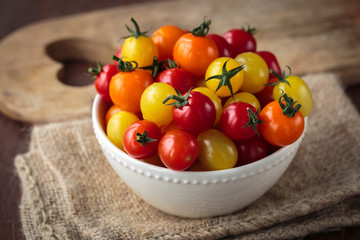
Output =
[
  {"x1": 160, "y1": 121, "x2": 181, "y2": 134},
  {"x1": 173, "y1": 20, "x2": 218, "y2": 78},
  {"x1": 109, "y1": 59, "x2": 153, "y2": 113},
  {"x1": 151, "y1": 25, "x2": 185, "y2": 62},
  {"x1": 105, "y1": 104, "x2": 122, "y2": 127},
  {"x1": 259, "y1": 93, "x2": 304, "y2": 147},
  {"x1": 105, "y1": 105, "x2": 142, "y2": 127}
]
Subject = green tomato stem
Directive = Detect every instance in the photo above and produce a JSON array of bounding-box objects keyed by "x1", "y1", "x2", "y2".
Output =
[
  {"x1": 278, "y1": 90, "x2": 301, "y2": 117},
  {"x1": 140, "y1": 56, "x2": 162, "y2": 78},
  {"x1": 112, "y1": 55, "x2": 138, "y2": 72},
  {"x1": 123, "y1": 17, "x2": 150, "y2": 39},
  {"x1": 267, "y1": 66, "x2": 292, "y2": 87},
  {"x1": 162, "y1": 89, "x2": 190, "y2": 108},
  {"x1": 136, "y1": 130, "x2": 157, "y2": 146},
  {"x1": 205, "y1": 59, "x2": 244, "y2": 100},
  {"x1": 241, "y1": 24, "x2": 257, "y2": 35},
  {"x1": 243, "y1": 108, "x2": 263, "y2": 135},
  {"x1": 88, "y1": 61, "x2": 102, "y2": 79},
  {"x1": 190, "y1": 19, "x2": 211, "y2": 36}
]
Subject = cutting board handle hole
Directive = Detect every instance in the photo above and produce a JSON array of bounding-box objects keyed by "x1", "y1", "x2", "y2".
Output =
[{"x1": 46, "y1": 38, "x2": 115, "y2": 87}]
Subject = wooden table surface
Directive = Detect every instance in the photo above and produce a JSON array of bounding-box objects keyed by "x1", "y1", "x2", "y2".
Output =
[{"x1": 0, "y1": 0, "x2": 359, "y2": 239}]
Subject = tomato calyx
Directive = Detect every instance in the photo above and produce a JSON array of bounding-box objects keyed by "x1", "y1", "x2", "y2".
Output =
[
  {"x1": 112, "y1": 55, "x2": 138, "y2": 72},
  {"x1": 205, "y1": 59, "x2": 244, "y2": 100},
  {"x1": 164, "y1": 59, "x2": 180, "y2": 69},
  {"x1": 162, "y1": 89, "x2": 190, "y2": 108},
  {"x1": 190, "y1": 19, "x2": 211, "y2": 36},
  {"x1": 123, "y1": 17, "x2": 150, "y2": 39},
  {"x1": 279, "y1": 91, "x2": 301, "y2": 117},
  {"x1": 88, "y1": 61, "x2": 102, "y2": 78},
  {"x1": 141, "y1": 58, "x2": 181, "y2": 78},
  {"x1": 243, "y1": 107, "x2": 263, "y2": 135},
  {"x1": 241, "y1": 24, "x2": 257, "y2": 35},
  {"x1": 140, "y1": 56, "x2": 163, "y2": 78},
  {"x1": 267, "y1": 66, "x2": 291, "y2": 87},
  {"x1": 135, "y1": 130, "x2": 157, "y2": 146}
]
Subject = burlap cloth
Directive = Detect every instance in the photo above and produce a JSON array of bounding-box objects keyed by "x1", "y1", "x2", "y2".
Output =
[{"x1": 15, "y1": 73, "x2": 360, "y2": 240}]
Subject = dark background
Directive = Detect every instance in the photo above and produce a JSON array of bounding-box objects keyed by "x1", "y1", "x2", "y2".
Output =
[{"x1": 0, "y1": 0, "x2": 359, "y2": 239}]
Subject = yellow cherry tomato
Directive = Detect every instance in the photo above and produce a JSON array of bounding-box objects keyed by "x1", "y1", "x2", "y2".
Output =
[
  {"x1": 205, "y1": 57, "x2": 244, "y2": 98},
  {"x1": 197, "y1": 129, "x2": 238, "y2": 171},
  {"x1": 106, "y1": 111, "x2": 139, "y2": 150},
  {"x1": 140, "y1": 82, "x2": 176, "y2": 127},
  {"x1": 235, "y1": 52, "x2": 269, "y2": 94},
  {"x1": 192, "y1": 87, "x2": 223, "y2": 125},
  {"x1": 273, "y1": 74, "x2": 313, "y2": 117},
  {"x1": 121, "y1": 18, "x2": 159, "y2": 68},
  {"x1": 223, "y1": 92, "x2": 261, "y2": 110}
]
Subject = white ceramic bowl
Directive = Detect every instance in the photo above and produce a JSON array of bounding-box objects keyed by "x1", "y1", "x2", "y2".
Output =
[{"x1": 92, "y1": 94, "x2": 307, "y2": 218}]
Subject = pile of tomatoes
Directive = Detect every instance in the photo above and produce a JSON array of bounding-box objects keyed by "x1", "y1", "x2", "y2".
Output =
[{"x1": 90, "y1": 18, "x2": 313, "y2": 171}]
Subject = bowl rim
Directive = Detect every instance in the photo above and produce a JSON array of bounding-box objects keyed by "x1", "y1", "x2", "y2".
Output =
[{"x1": 92, "y1": 94, "x2": 307, "y2": 184}]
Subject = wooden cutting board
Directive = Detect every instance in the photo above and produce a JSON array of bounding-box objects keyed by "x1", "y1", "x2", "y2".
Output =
[{"x1": 0, "y1": 0, "x2": 359, "y2": 123}]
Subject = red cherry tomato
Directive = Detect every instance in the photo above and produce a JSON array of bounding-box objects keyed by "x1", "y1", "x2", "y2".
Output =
[
  {"x1": 158, "y1": 130, "x2": 199, "y2": 171},
  {"x1": 220, "y1": 101, "x2": 262, "y2": 141},
  {"x1": 235, "y1": 136, "x2": 269, "y2": 166},
  {"x1": 207, "y1": 33, "x2": 233, "y2": 57},
  {"x1": 164, "y1": 91, "x2": 216, "y2": 135},
  {"x1": 89, "y1": 62, "x2": 119, "y2": 102},
  {"x1": 256, "y1": 51, "x2": 282, "y2": 78},
  {"x1": 255, "y1": 76, "x2": 278, "y2": 108},
  {"x1": 156, "y1": 67, "x2": 196, "y2": 95},
  {"x1": 123, "y1": 120, "x2": 163, "y2": 159},
  {"x1": 223, "y1": 27, "x2": 257, "y2": 57}
]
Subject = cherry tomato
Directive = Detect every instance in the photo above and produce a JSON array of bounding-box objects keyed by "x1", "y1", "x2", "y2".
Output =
[
  {"x1": 158, "y1": 130, "x2": 199, "y2": 171},
  {"x1": 163, "y1": 91, "x2": 216, "y2": 135},
  {"x1": 259, "y1": 93, "x2": 305, "y2": 146},
  {"x1": 151, "y1": 25, "x2": 185, "y2": 62},
  {"x1": 192, "y1": 87, "x2": 222, "y2": 125},
  {"x1": 105, "y1": 104, "x2": 122, "y2": 127},
  {"x1": 141, "y1": 154, "x2": 166, "y2": 168},
  {"x1": 235, "y1": 52, "x2": 269, "y2": 94},
  {"x1": 89, "y1": 62, "x2": 118, "y2": 102},
  {"x1": 109, "y1": 59, "x2": 153, "y2": 113},
  {"x1": 121, "y1": 18, "x2": 159, "y2": 68},
  {"x1": 173, "y1": 20, "x2": 218, "y2": 78},
  {"x1": 197, "y1": 129, "x2": 238, "y2": 170},
  {"x1": 223, "y1": 26, "x2": 257, "y2": 57},
  {"x1": 106, "y1": 111, "x2": 139, "y2": 150},
  {"x1": 187, "y1": 160, "x2": 207, "y2": 171},
  {"x1": 256, "y1": 51, "x2": 282, "y2": 78},
  {"x1": 205, "y1": 57, "x2": 244, "y2": 98},
  {"x1": 207, "y1": 33, "x2": 233, "y2": 57},
  {"x1": 140, "y1": 82, "x2": 177, "y2": 127},
  {"x1": 123, "y1": 120, "x2": 163, "y2": 159},
  {"x1": 220, "y1": 101, "x2": 262, "y2": 141},
  {"x1": 156, "y1": 65, "x2": 196, "y2": 95},
  {"x1": 272, "y1": 69, "x2": 313, "y2": 117},
  {"x1": 255, "y1": 76, "x2": 278, "y2": 108},
  {"x1": 160, "y1": 120, "x2": 181, "y2": 134},
  {"x1": 236, "y1": 136, "x2": 268, "y2": 166},
  {"x1": 223, "y1": 91, "x2": 261, "y2": 110}
]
